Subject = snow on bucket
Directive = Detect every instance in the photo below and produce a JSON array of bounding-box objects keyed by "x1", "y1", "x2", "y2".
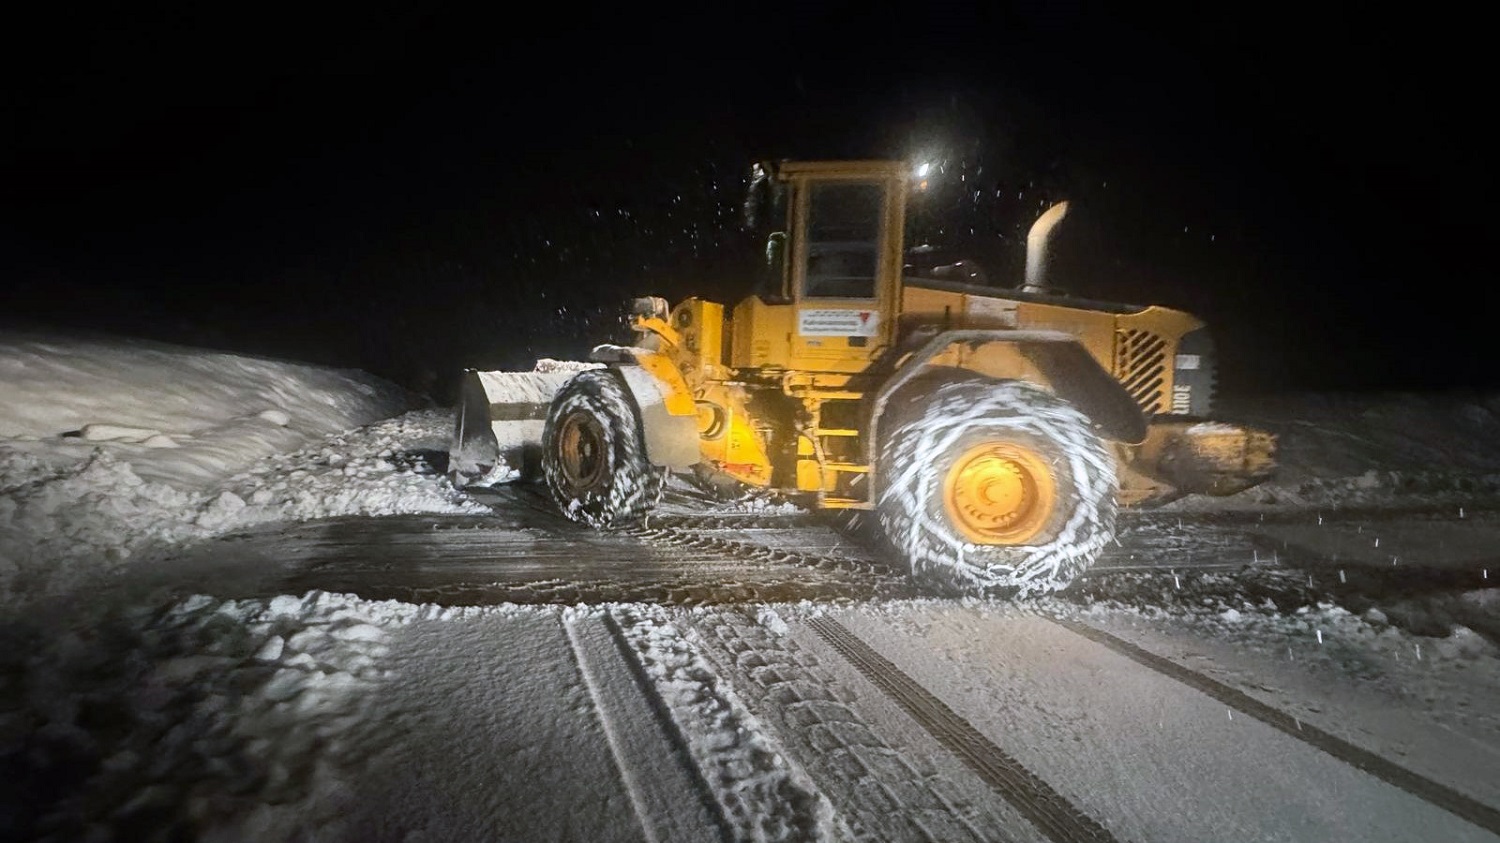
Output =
[{"x1": 449, "y1": 365, "x2": 598, "y2": 487}]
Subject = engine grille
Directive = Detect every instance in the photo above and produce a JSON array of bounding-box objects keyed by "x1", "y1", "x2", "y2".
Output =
[{"x1": 1113, "y1": 329, "x2": 1168, "y2": 414}]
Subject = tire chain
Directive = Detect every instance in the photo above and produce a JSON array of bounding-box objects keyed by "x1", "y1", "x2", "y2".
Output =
[{"x1": 689, "y1": 610, "x2": 1000, "y2": 843}]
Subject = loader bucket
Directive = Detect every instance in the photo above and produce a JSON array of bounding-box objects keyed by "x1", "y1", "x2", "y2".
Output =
[{"x1": 449, "y1": 368, "x2": 582, "y2": 487}]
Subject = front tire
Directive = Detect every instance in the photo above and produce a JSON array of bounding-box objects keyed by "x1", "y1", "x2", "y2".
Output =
[
  {"x1": 541, "y1": 369, "x2": 664, "y2": 527},
  {"x1": 877, "y1": 379, "x2": 1117, "y2": 596}
]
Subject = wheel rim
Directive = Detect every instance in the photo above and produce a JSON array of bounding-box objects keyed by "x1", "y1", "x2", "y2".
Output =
[
  {"x1": 943, "y1": 441, "x2": 1056, "y2": 544},
  {"x1": 557, "y1": 411, "x2": 608, "y2": 492}
]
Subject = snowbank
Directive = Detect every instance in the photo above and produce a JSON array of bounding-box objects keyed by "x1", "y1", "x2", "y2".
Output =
[
  {"x1": 1236, "y1": 392, "x2": 1500, "y2": 482},
  {"x1": 0, "y1": 410, "x2": 486, "y2": 604},
  {"x1": 0, "y1": 331, "x2": 410, "y2": 488},
  {"x1": 0, "y1": 333, "x2": 483, "y2": 605}
]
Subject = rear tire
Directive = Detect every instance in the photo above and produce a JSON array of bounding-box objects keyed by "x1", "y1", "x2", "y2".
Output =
[
  {"x1": 877, "y1": 379, "x2": 1116, "y2": 596},
  {"x1": 542, "y1": 369, "x2": 664, "y2": 527}
]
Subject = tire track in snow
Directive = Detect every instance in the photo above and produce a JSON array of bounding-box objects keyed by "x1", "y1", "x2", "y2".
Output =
[
  {"x1": 189, "y1": 508, "x2": 915, "y2": 607},
  {"x1": 623, "y1": 522, "x2": 906, "y2": 583},
  {"x1": 564, "y1": 612, "x2": 729, "y2": 843},
  {"x1": 1049, "y1": 617, "x2": 1500, "y2": 837},
  {"x1": 607, "y1": 606, "x2": 847, "y2": 842},
  {"x1": 805, "y1": 615, "x2": 1119, "y2": 843},
  {"x1": 690, "y1": 609, "x2": 1006, "y2": 842}
]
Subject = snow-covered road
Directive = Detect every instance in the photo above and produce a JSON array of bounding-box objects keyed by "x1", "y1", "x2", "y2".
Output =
[
  {"x1": 11, "y1": 493, "x2": 1499, "y2": 840},
  {"x1": 7, "y1": 334, "x2": 1500, "y2": 841},
  {"x1": 17, "y1": 588, "x2": 1498, "y2": 840}
]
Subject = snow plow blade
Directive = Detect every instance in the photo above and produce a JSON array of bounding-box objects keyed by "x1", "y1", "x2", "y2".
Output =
[{"x1": 449, "y1": 368, "x2": 581, "y2": 487}]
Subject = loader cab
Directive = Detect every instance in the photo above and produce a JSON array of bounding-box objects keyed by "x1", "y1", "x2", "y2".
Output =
[{"x1": 733, "y1": 161, "x2": 908, "y2": 373}]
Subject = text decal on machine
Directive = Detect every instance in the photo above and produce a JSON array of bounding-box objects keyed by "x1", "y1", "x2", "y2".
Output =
[{"x1": 799, "y1": 309, "x2": 880, "y2": 337}]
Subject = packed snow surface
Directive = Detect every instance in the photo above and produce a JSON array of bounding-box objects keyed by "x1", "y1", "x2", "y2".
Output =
[
  {"x1": 10, "y1": 592, "x2": 1500, "y2": 841},
  {"x1": 7, "y1": 335, "x2": 1500, "y2": 841}
]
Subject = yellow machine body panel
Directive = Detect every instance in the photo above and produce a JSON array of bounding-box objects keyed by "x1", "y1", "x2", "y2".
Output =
[
  {"x1": 727, "y1": 297, "x2": 796, "y2": 370},
  {"x1": 691, "y1": 380, "x2": 775, "y2": 487},
  {"x1": 723, "y1": 161, "x2": 909, "y2": 378},
  {"x1": 631, "y1": 349, "x2": 697, "y2": 418},
  {"x1": 661, "y1": 300, "x2": 722, "y2": 379},
  {"x1": 901, "y1": 285, "x2": 1117, "y2": 365},
  {"x1": 614, "y1": 160, "x2": 1273, "y2": 508},
  {"x1": 900, "y1": 285, "x2": 1209, "y2": 417}
]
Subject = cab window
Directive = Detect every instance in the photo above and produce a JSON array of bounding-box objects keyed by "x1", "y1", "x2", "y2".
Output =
[{"x1": 803, "y1": 182, "x2": 881, "y2": 299}]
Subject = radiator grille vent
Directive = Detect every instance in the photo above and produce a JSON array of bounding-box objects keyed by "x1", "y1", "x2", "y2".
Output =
[{"x1": 1114, "y1": 329, "x2": 1168, "y2": 414}]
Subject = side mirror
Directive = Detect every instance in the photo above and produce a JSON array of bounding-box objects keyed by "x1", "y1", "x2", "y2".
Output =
[{"x1": 764, "y1": 231, "x2": 786, "y2": 269}]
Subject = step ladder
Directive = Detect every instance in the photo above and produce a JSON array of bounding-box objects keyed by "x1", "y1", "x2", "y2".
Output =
[{"x1": 801, "y1": 396, "x2": 874, "y2": 509}]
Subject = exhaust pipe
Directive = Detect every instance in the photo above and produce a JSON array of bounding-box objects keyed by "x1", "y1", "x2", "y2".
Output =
[{"x1": 1021, "y1": 200, "x2": 1069, "y2": 294}]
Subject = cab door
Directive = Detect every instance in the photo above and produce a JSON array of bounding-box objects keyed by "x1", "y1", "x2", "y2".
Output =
[{"x1": 783, "y1": 162, "x2": 907, "y2": 373}]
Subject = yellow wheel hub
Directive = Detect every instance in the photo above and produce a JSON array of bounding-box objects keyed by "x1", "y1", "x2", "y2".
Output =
[{"x1": 943, "y1": 442, "x2": 1056, "y2": 544}]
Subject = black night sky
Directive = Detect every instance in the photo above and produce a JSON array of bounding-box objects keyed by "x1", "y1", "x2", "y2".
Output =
[{"x1": 3, "y1": 4, "x2": 1487, "y2": 401}]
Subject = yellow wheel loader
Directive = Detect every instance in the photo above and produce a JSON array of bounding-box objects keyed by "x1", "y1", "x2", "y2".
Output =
[{"x1": 452, "y1": 160, "x2": 1275, "y2": 595}]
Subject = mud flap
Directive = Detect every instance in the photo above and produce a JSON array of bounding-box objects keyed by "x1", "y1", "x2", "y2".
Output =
[{"x1": 1019, "y1": 339, "x2": 1149, "y2": 446}]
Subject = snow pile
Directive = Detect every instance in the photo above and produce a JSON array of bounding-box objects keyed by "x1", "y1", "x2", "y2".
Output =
[
  {"x1": 532, "y1": 358, "x2": 604, "y2": 374},
  {"x1": 0, "y1": 332, "x2": 410, "y2": 488},
  {"x1": 210, "y1": 410, "x2": 486, "y2": 528},
  {"x1": 1, "y1": 409, "x2": 485, "y2": 603},
  {"x1": 1240, "y1": 392, "x2": 1500, "y2": 481},
  {"x1": 0, "y1": 590, "x2": 427, "y2": 841},
  {"x1": 0, "y1": 332, "x2": 490, "y2": 604}
]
